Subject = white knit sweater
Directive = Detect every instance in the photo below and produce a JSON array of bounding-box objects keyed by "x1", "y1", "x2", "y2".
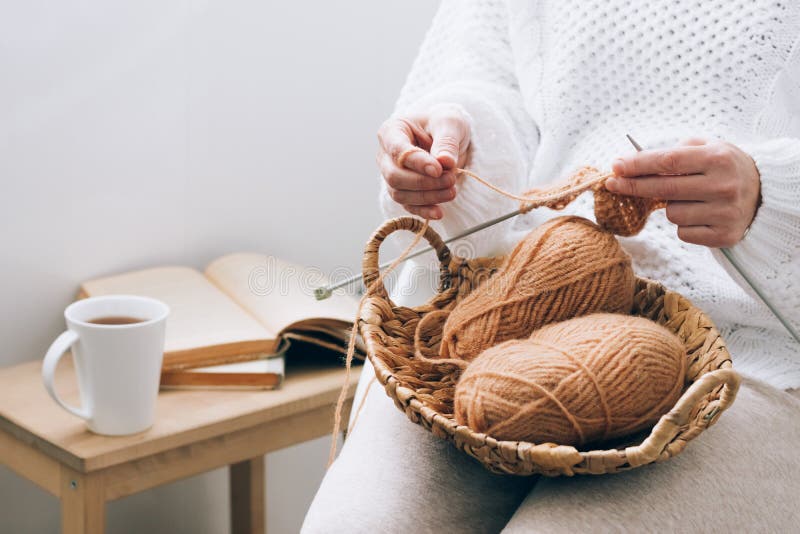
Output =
[{"x1": 379, "y1": 0, "x2": 800, "y2": 389}]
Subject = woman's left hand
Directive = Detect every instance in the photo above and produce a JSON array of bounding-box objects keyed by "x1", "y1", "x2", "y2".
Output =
[{"x1": 606, "y1": 139, "x2": 761, "y2": 248}]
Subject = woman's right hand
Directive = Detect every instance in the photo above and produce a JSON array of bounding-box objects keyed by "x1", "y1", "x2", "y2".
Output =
[{"x1": 377, "y1": 104, "x2": 471, "y2": 220}]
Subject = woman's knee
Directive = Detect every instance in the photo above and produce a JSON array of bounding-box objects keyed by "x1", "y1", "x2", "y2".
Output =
[
  {"x1": 501, "y1": 377, "x2": 800, "y2": 533},
  {"x1": 303, "y1": 376, "x2": 534, "y2": 533}
]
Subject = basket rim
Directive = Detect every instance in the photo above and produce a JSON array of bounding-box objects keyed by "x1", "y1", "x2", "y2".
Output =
[
  {"x1": 358, "y1": 216, "x2": 741, "y2": 476},
  {"x1": 363, "y1": 278, "x2": 740, "y2": 475}
]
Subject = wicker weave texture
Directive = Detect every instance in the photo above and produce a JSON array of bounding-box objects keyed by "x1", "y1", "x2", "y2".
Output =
[{"x1": 360, "y1": 217, "x2": 741, "y2": 476}]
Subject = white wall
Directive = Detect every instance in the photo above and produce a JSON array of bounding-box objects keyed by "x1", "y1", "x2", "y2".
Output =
[{"x1": 0, "y1": 1, "x2": 438, "y2": 532}]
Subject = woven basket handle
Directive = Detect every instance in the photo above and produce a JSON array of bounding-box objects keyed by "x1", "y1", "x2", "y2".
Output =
[
  {"x1": 623, "y1": 367, "x2": 742, "y2": 467},
  {"x1": 361, "y1": 216, "x2": 452, "y2": 301}
]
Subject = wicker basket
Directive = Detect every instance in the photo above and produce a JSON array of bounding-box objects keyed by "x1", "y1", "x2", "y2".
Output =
[{"x1": 360, "y1": 216, "x2": 741, "y2": 476}]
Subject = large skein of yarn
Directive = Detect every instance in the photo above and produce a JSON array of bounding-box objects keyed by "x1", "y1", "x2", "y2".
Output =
[
  {"x1": 440, "y1": 215, "x2": 635, "y2": 362},
  {"x1": 453, "y1": 313, "x2": 687, "y2": 446}
]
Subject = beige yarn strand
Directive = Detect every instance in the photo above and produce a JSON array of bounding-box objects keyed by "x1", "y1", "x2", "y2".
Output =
[
  {"x1": 328, "y1": 219, "x2": 430, "y2": 467},
  {"x1": 346, "y1": 375, "x2": 377, "y2": 436},
  {"x1": 456, "y1": 165, "x2": 664, "y2": 236},
  {"x1": 455, "y1": 167, "x2": 610, "y2": 208},
  {"x1": 399, "y1": 146, "x2": 610, "y2": 209}
]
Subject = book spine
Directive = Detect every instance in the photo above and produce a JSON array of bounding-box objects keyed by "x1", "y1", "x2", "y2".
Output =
[{"x1": 160, "y1": 372, "x2": 282, "y2": 389}]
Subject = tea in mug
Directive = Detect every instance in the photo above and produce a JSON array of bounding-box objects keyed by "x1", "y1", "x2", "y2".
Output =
[{"x1": 88, "y1": 316, "x2": 145, "y2": 325}]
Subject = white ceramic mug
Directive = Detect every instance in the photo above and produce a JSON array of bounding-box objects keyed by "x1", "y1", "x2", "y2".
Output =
[{"x1": 42, "y1": 295, "x2": 169, "y2": 435}]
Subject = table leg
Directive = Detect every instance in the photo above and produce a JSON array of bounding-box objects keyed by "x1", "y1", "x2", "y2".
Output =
[
  {"x1": 60, "y1": 466, "x2": 105, "y2": 534},
  {"x1": 230, "y1": 455, "x2": 266, "y2": 534}
]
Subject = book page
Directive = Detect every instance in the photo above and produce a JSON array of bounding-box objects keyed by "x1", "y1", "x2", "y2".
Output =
[
  {"x1": 205, "y1": 253, "x2": 359, "y2": 334},
  {"x1": 190, "y1": 356, "x2": 285, "y2": 375},
  {"x1": 80, "y1": 266, "x2": 276, "y2": 363}
]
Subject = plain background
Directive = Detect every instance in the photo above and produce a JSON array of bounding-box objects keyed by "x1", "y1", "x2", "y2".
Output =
[{"x1": 0, "y1": 1, "x2": 438, "y2": 532}]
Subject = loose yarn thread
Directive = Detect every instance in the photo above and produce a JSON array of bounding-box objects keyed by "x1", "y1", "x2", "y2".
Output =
[
  {"x1": 399, "y1": 145, "x2": 665, "y2": 236},
  {"x1": 347, "y1": 374, "x2": 377, "y2": 435},
  {"x1": 453, "y1": 313, "x2": 687, "y2": 446},
  {"x1": 457, "y1": 165, "x2": 666, "y2": 236},
  {"x1": 327, "y1": 219, "x2": 429, "y2": 466}
]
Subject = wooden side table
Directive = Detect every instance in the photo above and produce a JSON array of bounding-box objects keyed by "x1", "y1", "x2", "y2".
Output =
[{"x1": 0, "y1": 358, "x2": 359, "y2": 534}]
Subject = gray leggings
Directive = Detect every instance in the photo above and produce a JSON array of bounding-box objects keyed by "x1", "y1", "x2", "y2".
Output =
[{"x1": 302, "y1": 359, "x2": 800, "y2": 533}]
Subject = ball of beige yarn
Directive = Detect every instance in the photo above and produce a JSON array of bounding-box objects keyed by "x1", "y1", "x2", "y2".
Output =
[
  {"x1": 440, "y1": 216, "x2": 635, "y2": 362},
  {"x1": 453, "y1": 313, "x2": 687, "y2": 446}
]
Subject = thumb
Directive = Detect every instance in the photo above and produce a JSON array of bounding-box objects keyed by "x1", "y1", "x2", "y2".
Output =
[{"x1": 428, "y1": 110, "x2": 470, "y2": 170}]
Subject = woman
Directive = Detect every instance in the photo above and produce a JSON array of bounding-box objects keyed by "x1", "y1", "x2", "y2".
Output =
[{"x1": 304, "y1": 1, "x2": 800, "y2": 531}]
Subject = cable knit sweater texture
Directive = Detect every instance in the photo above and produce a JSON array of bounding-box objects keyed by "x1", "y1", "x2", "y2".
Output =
[{"x1": 378, "y1": 0, "x2": 800, "y2": 389}]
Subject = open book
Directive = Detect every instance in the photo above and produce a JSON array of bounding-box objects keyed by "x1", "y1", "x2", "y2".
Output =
[{"x1": 78, "y1": 253, "x2": 363, "y2": 388}]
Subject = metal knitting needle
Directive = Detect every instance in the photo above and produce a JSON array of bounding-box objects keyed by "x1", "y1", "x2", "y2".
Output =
[
  {"x1": 317, "y1": 137, "x2": 800, "y2": 347},
  {"x1": 313, "y1": 207, "x2": 524, "y2": 300},
  {"x1": 626, "y1": 134, "x2": 800, "y2": 344},
  {"x1": 313, "y1": 136, "x2": 685, "y2": 300},
  {"x1": 626, "y1": 133, "x2": 644, "y2": 152}
]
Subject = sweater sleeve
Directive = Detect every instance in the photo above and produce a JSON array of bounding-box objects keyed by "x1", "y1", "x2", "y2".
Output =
[
  {"x1": 379, "y1": 0, "x2": 539, "y2": 259},
  {"x1": 711, "y1": 138, "x2": 800, "y2": 335}
]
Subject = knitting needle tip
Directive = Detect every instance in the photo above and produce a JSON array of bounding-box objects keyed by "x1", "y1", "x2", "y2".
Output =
[
  {"x1": 314, "y1": 287, "x2": 333, "y2": 301},
  {"x1": 313, "y1": 208, "x2": 524, "y2": 300},
  {"x1": 626, "y1": 133, "x2": 644, "y2": 152}
]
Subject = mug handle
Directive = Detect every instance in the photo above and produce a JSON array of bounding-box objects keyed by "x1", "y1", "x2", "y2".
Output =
[{"x1": 42, "y1": 330, "x2": 91, "y2": 420}]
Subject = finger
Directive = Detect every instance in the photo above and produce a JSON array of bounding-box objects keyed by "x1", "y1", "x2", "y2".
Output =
[
  {"x1": 403, "y1": 204, "x2": 443, "y2": 220},
  {"x1": 387, "y1": 186, "x2": 457, "y2": 206},
  {"x1": 398, "y1": 146, "x2": 443, "y2": 178},
  {"x1": 613, "y1": 145, "x2": 711, "y2": 177},
  {"x1": 676, "y1": 225, "x2": 739, "y2": 248},
  {"x1": 428, "y1": 115, "x2": 470, "y2": 170},
  {"x1": 605, "y1": 174, "x2": 711, "y2": 200},
  {"x1": 398, "y1": 115, "x2": 434, "y2": 151},
  {"x1": 380, "y1": 156, "x2": 456, "y2": 191},
  {"x1": 680, "y1": 137, "x2": 707, "y2": 147},
  {"x1": 664, "y1": 201, "x2": 709, "y2": 226},
  {"x1": 378, "y1": 119, "x2": 442, "y2": 177}
]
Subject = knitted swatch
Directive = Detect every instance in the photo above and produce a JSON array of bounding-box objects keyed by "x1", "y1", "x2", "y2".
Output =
[
  {"x1": 453, "y1": 313, "x2": 687, "y2": 446},
  {"x1": 518, "y1": 166, "x2": 665, "y2": 236},
  {"x1": 439, "y1": 215, "x2": 635, "y2": 362}
]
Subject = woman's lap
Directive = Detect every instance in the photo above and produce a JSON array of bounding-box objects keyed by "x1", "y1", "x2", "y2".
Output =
[
  {"x1": 304, "y1": 359, "x2": 800, "y2": 534},
  {"x1": 301, "y1": 359, "x2": 535, "y2": 534},
  {"x1": 501, "y1": 377, "x2": 800, "y2": 533}
]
